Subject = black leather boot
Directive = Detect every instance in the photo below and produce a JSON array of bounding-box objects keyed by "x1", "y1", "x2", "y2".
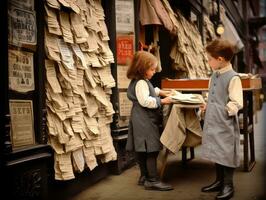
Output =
[
  {"x1": 144, "y1": 179, "x2": 173, "y2": 191},
  {"x1": 201, "y1": 180, "x2": 223, "y2": 192},
  {"x1": 216, "y1": 184, "x2": 234, "y2": 199},
  {"x1": 202, "y1": 163, "x2": 224, "y2": 192}
]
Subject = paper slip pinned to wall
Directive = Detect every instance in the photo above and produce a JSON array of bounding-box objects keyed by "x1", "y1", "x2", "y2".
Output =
[
  {"x1": 58, "y1": 0, "x2": 80, "y2": 13},
  {"x1": 85, "y1": 94, "x2": 98, "y2": 117},
  {"x1": 65, "y1": 133, "x2": 83, "y2": 153},
  {"x1": 76, "y1": 0, "x2": 86, "y2": 11},
  {"x1": 98, "y1": 20, "x2": 110, "y2": 41},
  {"x1": 72, "y1": 44, "x2": 88, "y2": 68},
  {"x1": 57, "y1": 63, "x2": 78, "y2": 91},
  {"x1": 88, "y1": 52, "x2": 102, "y2": 67},
  {"x1": 45, "y1": 60, "x2": 62, "y2": 93},
  {"x1": 46, "y1": 0, "x2": 61, "y2": 9},
  {"x1": 58, "y1": 39, "x2": 75, "y2": 69},
  {"x1": 70, "y1": 13, "x2": 88, "y2": 43},
  {"x1": 84, "y1": 7, "x2": 98, "y2": 31},
  {"x1": 55, "y1": 153, "x2": 75, "y2": 180},
  {"x1": 46, "y1": 86, "x2": 68, "y2": 110},
  {"x1": 83, "y1": 146, "x2": 98, "y2": 170},
  {"x1": 63, "y1": 120, "x2": 74, "y2": 137},
  {"x1": 46, "y1": 110, "x2": 59, "y2": 137},
  {"x1": 85, "y1": 31, "x2": 99, "y2": 52},
  {"x1": 76, "y1": 69, "x2": 84, "y2": 86},
  {"x1": 45, "y1": 5, "x2": 62, "y2": 36},
  {"x1": 90, "y1": 86, "x2": 115, "y2": 116},
  {"x1": 98, "y1": 41, "x2": 114, "y2": 64},
  {"x1": 47, "y1": 109, "x2": 69, "y2": 144},
  {"x1": 59, "y1": 12, "x2": 74, "y2": 43},
  {"x1": 72, "y1": 148, "x2": 85, "y2": 173},
  {"x1": 45, "y1": 30, "x2": 61, "y2": 61},
  {"x1": 71, "y1": 113, "x2": 83, "y2": 134},
  {"x1": 83, "y1": 115, "x2": 99, "y2": 135},
  {"x1": 95, "y1": 66, "x2": 116, "y2": 88},
  {"x1": 47, "y1": 102, "x2": 67, "y2": 121},
  {"x1": 48, "y1": 136, "x2": 64, "y2": 154}
]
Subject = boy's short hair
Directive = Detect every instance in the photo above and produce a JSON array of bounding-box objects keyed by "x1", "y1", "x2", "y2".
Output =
[
  {"x1": 127, "y1": 51, "x2": 158, "y2": 79},
  {"x1": 206, "y1": 39, "x2": 235, "y2": 61}
]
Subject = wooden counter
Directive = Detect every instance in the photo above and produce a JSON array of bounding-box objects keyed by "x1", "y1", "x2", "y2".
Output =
[{"x1": 161, "y1": 77, "x2": 262, "y2": 91}]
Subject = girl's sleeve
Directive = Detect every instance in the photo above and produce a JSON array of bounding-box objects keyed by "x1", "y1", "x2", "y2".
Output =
[
  {"x1": 226, "y1": 76, "x2": 243, "y2": 116},
  {"x1": 154, "y1": 87, "x2": 160, "y2": 96},
  {"x1": 135, "y1": 80, "x2": 160, "y2": 108}
]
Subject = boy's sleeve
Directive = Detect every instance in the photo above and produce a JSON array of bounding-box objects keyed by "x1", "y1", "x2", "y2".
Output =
[{"x1": 226, "y1": 76, "x2": 243, "y2": 116}]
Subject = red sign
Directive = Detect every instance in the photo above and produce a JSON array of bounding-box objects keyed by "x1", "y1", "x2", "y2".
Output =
[{"x1": 116, "y1": 35, "x2": 134, "y2": 65}]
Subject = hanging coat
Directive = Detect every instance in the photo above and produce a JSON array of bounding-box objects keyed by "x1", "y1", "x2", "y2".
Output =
[
  {"x1": 201, "y1": 70, "x2": 241, "y2": 168},
  {"x1": 126, "y1": 79, "x2": 162, "y2": 153}
]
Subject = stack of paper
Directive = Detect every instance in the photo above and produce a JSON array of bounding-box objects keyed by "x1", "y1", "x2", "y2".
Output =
[
  {"x1": 45, "y1": 60, "x2": 62, "y2": 93},
  {"x1": 47, "y1": 0, "x2": 61, "y2": 9},
  {"x1": 45, "y1": 5, "x2": 62, "y2": 36},
  {"x1": 70, "y1": 13, "x2": 88, "y2": 43},
  {"x1": 170, "y1": 91, "x2": 204, "y2": 104},
  {"x1": 44, "y1": 0, "x2": 117, "y2": 180},
  {"x1": 59, "y1": 12, "x2": 74, "y2": 43},
  {"x1": 45, "y1": 30, "x2": 61, "y2": 62}
]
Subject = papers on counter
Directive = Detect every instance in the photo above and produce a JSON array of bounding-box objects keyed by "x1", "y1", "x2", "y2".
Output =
[
  {"x1": 170, "y1": 91, "x2": 204, "y2": 104},
  {"x1": 238, "y1": 73, "x2": 259, "y2": 79}
]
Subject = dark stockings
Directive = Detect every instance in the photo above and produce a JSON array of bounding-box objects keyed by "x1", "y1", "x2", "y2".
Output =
[
  {"x1": 136, "y1": 152, "x2": 159, "y2": 180},
  {"x1": 215, "y1": 163, "x2": 235, "y2": 185}
]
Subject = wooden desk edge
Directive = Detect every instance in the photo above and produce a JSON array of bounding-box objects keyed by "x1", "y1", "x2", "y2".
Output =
[{"x1": 161, "y1": 78, "x2": 262, "y2": 91}]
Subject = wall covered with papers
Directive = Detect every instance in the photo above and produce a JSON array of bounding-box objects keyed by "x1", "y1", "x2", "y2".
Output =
[{"x1": 44, "y1": 0, "x2": 117, "y2": 180}]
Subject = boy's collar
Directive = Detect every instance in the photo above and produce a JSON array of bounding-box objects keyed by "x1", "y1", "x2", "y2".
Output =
[{"x1": 214, "y1": 63, "x2": 232, "y2": 74}]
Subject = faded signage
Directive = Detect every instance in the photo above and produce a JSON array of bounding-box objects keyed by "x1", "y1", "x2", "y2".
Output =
[{"x1": 9, "y1": 49, "x2": 35, "y2": 92}]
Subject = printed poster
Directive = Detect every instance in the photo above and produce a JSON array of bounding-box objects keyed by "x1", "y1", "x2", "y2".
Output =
[
  {"x1": 8, "y1": 6, "x2": 37, "y2": 46},
  {"x1": 9, "y1": 0, "x2": 34, "y2": 11},
  {"x1": 115, "y1": 0, "x2": 135, "y2": 33},
  {"x1": 117, "y1": 65, "x2": 130, "y2": 89},
  {"x1": 9, "y1": 100, "x2": 35, "y2": 149},
  {"x1": 9, "y1": 49, "x2": 35, "y2": 92},
  {"x1": 119, "y1": 92, "x2": 132, "y2": 117},
  {"x1": 116, "y1": 35, "x2": 134, "y2": 65}
]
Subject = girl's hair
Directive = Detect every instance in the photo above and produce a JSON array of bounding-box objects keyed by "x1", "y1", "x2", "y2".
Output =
[
  {"x1": 127, "y1": 51, "x2": 158, "y2": 79},
  {"x1": 206, "y1": 39, "x2": 235, "y2": 61}
]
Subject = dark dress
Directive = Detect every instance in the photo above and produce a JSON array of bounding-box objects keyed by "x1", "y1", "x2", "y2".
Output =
[{"x1": 126, "y1": 79, "x2": 162, "y2": 152}]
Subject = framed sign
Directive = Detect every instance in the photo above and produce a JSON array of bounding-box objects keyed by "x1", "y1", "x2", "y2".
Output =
[
  {"x1": 116, "y1": 35, "x2": 134, "y2": 65},
  {"x1": 9, "y1": 100, "x2": 35, "y2": 149},
  {"x1": 8, "y1": 49, "x2": 35, "y2": 92},
  {"x1": 9, "y1": 0, "x2": 34, "y2": 11},
  {"x1": 8, "y1": 6, "x2": 37, "y2": 46},
  {"x1": 115, "y1": 0, "x2": 135, "y2": 33}
]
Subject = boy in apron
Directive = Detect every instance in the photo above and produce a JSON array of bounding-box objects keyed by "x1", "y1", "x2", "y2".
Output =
[{"x1": 200, "y1": 39, "x2": 243, "y2": 200}]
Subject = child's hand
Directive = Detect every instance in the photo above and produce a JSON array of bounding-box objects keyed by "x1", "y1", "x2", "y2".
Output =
[
  {"x1": 161, "y1": 96, "x2": 173, "y2": 105},
  {"x1": 199, "y1": 103, "x2": 206, "y2": 112},
  {"x1": 159, "y1": 90, "x2": 172, "y2": 97}
]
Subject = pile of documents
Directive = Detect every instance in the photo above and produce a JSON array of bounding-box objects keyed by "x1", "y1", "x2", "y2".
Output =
[
  {"x1": 160, "y1": 0, "x2": 211, "y2": 79},
  {"x1": 44, "y1": 0, "x2": 117, "y2": 180},
  {"x1": 170, "y1": 91, "x2": 205, "y2": 106},
  {"x1": 238, "y1": 73, "x2": 259, "y2": 79}
]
